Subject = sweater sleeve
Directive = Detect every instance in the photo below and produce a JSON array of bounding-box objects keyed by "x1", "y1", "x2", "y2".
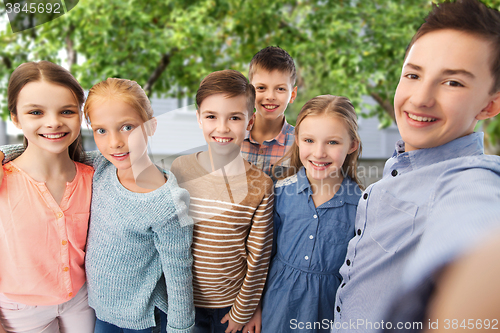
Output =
[
  {"x1": 1, "y1": 144, "x2": 24, "y2": 164},
  {"x1": 152, "y1": 178, "x2": 195, "y2": 333},
  {"x1": 0, "y1": 144, "x2": 100, "y2": 167},
  {"x1": 228, "y1": 180, "x2": 274, "y2": 324}
]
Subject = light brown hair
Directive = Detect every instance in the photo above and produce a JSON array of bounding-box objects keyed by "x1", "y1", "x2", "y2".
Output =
[
  {"x1": 248, "y1": 46, "x2": 297, "y2": 86},
  {"x1": 8, "y1": 61, "x2": 85, "y2": 162},
  {"x1": 273, "y1": 95, "x2": 363, "y2": 187},
  {"x1": 196, "y1": 69, "x2": 255, "y2": 116},
  {"x1": 406, "y1": 0, "x2": 500, "y2": 93}
]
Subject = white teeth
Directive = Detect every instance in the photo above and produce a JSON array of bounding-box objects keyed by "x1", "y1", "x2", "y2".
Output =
[
  {"x1": 214, "y1": 138, "x2": 232, "y2": 143},
  {"x1": 311, "y1": 161, "x2": 330, "y2": 167},
  {"x1": 113, "y1": 153, "x2": 128, "y2": 157},
  {"x1": 42, "y1": 133, "x2": 65, "y2": 139},
  {"x1": 408, "y1": 113, "x2": 436, "y2": 122},
  {"x1": 263, "y1": 105, "x2": 278, "y2": 110}
]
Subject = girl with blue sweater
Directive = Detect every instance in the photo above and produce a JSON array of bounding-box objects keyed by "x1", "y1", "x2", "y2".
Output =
[
  {"x1": 261, "y1": 95, "x2": 363, "y2": 333},
  {"x1": 83, "y1": 78, "x2": 195, "y2": 333}
]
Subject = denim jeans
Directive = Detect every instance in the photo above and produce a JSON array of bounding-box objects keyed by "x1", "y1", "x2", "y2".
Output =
[
  {"x1": 94, "y1": 307, "x2": 167, "y2": 333},
  {"x1": 193, "y1": 306, "x2": 243, "y2": 333}
]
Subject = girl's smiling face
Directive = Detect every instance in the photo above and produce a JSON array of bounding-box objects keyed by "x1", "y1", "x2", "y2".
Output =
[
  {"x1": 12, "y1": 80, "x2": 81, "y2": 156},
  {"x1": 89, "y1": 99, "x2": 150, "y2": 171},
  {"x1": 297, "y1": 114, "x2": 358, "y2": 186}
]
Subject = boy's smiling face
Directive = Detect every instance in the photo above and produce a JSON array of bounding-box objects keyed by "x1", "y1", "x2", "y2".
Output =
[
  {"x1": 197, "y1": 93, "x2": 252, "y2": 155},
  {"x1": 251, "y1": 68, "x2": 297, "y2": 123},
  {"x1": 394, "y1": 29, "x2": 500, "y2": 152}
]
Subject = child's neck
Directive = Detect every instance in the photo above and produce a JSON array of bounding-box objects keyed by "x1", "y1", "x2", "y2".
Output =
[
  {"x1": 116, "y1": 153, "x2": 165, "y2": 193},
  {"x1": 307, "y1": 174, "x2": 344, "y2": 208},
  {"x1": 197, "y1": 148, "x2": 249, "y2": 177},
  {"x1": 13, "y1": 145, "x2": 77, "y2": 206},
  {"x1": 251, "y1": 113, "x2": 285, "y2": 144},
  {"x1": 13, "y1": 144, "x2": 76, "y2": 183}
]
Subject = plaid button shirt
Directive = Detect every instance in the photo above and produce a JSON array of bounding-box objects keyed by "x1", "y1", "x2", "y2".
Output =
[{"x1": 241, "y1": 120, "x2": 295, "y2": 178}]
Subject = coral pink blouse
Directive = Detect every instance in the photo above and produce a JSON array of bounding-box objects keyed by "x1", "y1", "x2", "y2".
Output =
[{"x1": 0, "y1": 161, "x2": 93, "y2": 305}]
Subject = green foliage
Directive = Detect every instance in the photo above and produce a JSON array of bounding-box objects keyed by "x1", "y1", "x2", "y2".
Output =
[{"x1": 2, "y1": 0, "x2": 500, "y2": 151}]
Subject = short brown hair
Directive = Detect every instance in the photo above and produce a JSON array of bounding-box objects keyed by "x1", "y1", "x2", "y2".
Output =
[
  {"x1": 248, "y1": 46, "x2": 296, "y2": 86},
  {"x1": 273, "y1": 95, "x2": 363, "y2": 188},
  {"x1": 406, "y1": 0, "x2": 500, "y2": 93},
  {"x1": 84, "y1": 78, "x2": 153, "y2": 124},
  {"x1": 196, "y1": 69, "x2": 255, "y2": 116},
  {"x1": 8, "y1": 61, "x2": 85, "y2": 162}
]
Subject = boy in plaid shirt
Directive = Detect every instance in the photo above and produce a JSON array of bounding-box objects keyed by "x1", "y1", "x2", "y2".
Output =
[{"x1": 241, "y1": 46, "x2": 297, "y2": 179}]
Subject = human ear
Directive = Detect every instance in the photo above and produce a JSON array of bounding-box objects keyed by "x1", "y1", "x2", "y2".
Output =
[
  {"x1": 246, "y1": 113, "x2": 255, "y2": 131},
  {"x1": 289, "y1": 86, "x2": 298, "y2": 104},
  {"x1": 348, "y1": 140, "x2": 359, "y2": 154},
  {"x1": 476, "y1": 92, "x2": 500, "y2": 120},
  {"x1": 196, "y1": 111, "x2": 202, "y2": 129},
  {"x1": 144, "y1": 117, "x2": 157, "y2": 136},
  {"x1": 11, "y1": 113, "x2": 21, "y2": 129}
]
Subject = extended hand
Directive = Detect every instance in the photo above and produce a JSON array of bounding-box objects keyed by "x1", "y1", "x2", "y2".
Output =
[
  {"x1": 221, "y1": 312, "x2": 244, "y2": 333},
  {"x1": 242, "y1": 302, "x2": 262, "y2": 333}
]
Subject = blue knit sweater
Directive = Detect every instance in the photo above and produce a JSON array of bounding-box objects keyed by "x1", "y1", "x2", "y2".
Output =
[{"x1": 85, "y1": 153, "x2": 195, "y2": 332}]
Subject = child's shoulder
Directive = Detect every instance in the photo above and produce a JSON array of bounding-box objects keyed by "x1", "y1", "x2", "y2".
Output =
[
  {"x1": 247, "y1": 162, "x2": 273, "y2": 183},
  {"x1": 341, "y1": 175, "x2": 363, "y2": 203},
  {"x1": 170, "y1": 153, "x2": 199, "y2": 179},
  {"x1": 74, "y1": 161, "x2": 94, "y2": 176},
  {"x1": 2, "y1": 161, "x2": 17, "y2": 175},
  {"x1": 275, "y1": 173, "x2": 298, "y2": 189}
]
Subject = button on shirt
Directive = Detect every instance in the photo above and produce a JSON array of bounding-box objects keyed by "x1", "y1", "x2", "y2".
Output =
[
  {"x1": 240, "y1": 120, "x2": 294, "y2": 178},
  {"x1": 261, "y1": 167, "x2": 362, "y2": 332},
  {"x1": 0, "y1": 161, "x2": 93, "y2": 306},
  {"x1": 272, "y1": 168, "x2": 362, "y2": 273},
  {"x1": 334, "y1": 132, "x2": 500, "y2": 332}
]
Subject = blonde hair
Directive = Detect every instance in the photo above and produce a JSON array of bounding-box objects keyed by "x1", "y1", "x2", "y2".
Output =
[
  {"x1": 84, "y1": 78, "x2": 153, "y2": 124},
  {"x1": 273, "y1": 95, "x2": 363, "y2": 187}
]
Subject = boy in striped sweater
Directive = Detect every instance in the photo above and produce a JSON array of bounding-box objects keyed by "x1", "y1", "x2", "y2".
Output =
[{"x1": 170, "y1": 70, "x2": 274, "y2": 333}]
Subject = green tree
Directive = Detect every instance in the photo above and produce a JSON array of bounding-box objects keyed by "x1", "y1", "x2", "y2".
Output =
[{"x1": 2, "y1": 0, "x2": 500, "y2": 153}]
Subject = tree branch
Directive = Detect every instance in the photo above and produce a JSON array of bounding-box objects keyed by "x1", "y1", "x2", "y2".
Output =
[
  {"x1": 3, "y1": 56, "x2": 12, "y2": 69},
  {"x1": 370, "y1": 91, "x2": 395, "y2": 121},
  {"x1": 144, "y1": 48, "x2": 178, "y2": 96},
  {"x1": 66, "y1": 24, "x2": 77, "y2": 71}
]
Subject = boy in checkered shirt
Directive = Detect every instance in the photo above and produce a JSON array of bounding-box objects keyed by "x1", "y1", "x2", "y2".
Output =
[{"x1": 241, "y1": 46, "x2": 298, "y2": 179}]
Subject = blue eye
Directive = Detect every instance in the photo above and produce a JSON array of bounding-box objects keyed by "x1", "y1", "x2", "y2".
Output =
[
  {"x1": 304, "y1": 139, "x2": 313, "y2": 143},
  {"x1": 96, "y1": 128, "x2": 106, "y2": 134},
  {"x1": 328, "y1": 140, "x2": 339, "y2": 145},
  {"x1": 29, "y1": 110, "x2": 42, "y2": 115},
  {"x1": 122, "y1": 125, "x2": 134, "y2": 131}
]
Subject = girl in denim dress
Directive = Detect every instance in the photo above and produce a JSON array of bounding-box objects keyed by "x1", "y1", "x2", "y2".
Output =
[{"x1": 261, "y1": 95, "x2": 363, "y2": 333}]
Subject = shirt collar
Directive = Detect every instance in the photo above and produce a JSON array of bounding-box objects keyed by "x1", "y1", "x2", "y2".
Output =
[
  {"x1": 245, "y1": 119, "x2": 291, "y2": 146},
  {"x1": 295, "y1": 167, "x2": 362, "y2": 206},
  {"x1": 390, "y1": 132, "x2": 484, "y2": 170}
]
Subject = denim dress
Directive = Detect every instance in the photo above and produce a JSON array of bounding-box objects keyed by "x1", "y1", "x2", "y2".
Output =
[{"x1": 261, "y1": 168, "x2": 361, "y2": 333}]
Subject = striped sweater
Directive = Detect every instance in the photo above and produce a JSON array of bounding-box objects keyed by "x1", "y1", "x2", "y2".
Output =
[{"x1": 170, "y1": 153, "x2": 274, "y2": 324}]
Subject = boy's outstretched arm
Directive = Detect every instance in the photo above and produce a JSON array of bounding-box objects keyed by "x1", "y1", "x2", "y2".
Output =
[
  {"x1": 0, "y1": 320, "x2": 8, "y2": 333},
  {"x1": 424, "y1": 231, "x2": 500, "y2": 333}
]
